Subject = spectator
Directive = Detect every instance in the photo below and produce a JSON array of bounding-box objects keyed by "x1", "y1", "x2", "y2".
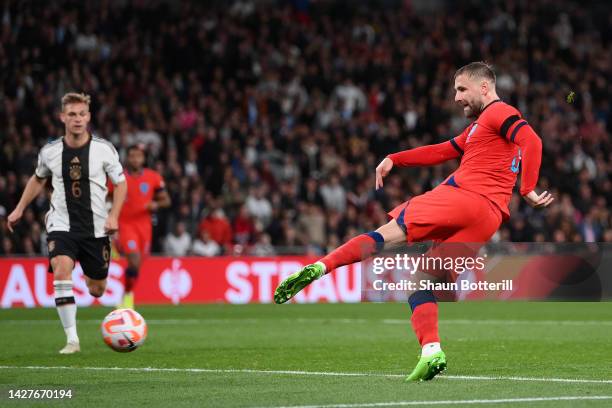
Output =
[
  {"x1": 245, "y1": 186, "x2": 273, "y2": 227},
  {"x1": 199, "y1": 207, "x2": 233, "y2": 249},
  {"x1": 250, "y1": 233, "x2": 275, "y2": 256},
  {"x1": 233, "y1": 204, "x2": 256, "y2": 245},
  {"x1": 191, "y1": 230, "x2": 221, "y2": 257},
  {"x1": 320, "y1": 174, "x2": 347, "y2": 213},
  {"x1": 0, "y1": 0, "x2": 610, "y2": 256},
  {"x1": 164, "y1": 221, "x2": 192, "y2": 257}
]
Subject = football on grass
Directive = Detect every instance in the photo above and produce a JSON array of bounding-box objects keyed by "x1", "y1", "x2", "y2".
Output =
[{"x1": 101, "y1": 308, "x2": 148, "y2": 352}]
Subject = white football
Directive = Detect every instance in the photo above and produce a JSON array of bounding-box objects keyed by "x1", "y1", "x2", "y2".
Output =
[{"x1": 101, "y1": 308, "x2": 147, "y2": 352}]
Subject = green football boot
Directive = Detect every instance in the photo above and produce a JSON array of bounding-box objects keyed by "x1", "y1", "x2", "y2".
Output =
[
  {"x1": 274, "y1": 263, "x2": 324, "y2": 304},
  {"x1": 405, "y1": 350, "x2": 447, "y2": 382}
]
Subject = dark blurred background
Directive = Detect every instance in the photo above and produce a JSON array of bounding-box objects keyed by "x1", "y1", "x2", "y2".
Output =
[{"x1": 0, "y1": 0, "x2": 610, "y2": 257}]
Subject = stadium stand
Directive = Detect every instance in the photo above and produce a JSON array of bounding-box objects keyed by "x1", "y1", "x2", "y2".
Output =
[{"x1": 0, "y1": 0, "x2": 610, "y2": 255}]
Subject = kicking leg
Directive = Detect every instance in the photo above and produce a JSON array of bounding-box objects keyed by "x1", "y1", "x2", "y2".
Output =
[
  {"x1": 274, "y1": 219, "x2": 405, "y2": 304},
  {"x1": 51, "y1": 255, "x2": 80, "y2": 354}
]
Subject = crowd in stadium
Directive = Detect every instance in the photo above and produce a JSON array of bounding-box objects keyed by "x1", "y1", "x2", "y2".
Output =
[{"x1": 1, "y1": 0, "x2": 611, "y2": 256}]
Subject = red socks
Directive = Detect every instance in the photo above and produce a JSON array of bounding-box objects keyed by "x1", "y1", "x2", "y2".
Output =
[
  {"x1": 124, "y1": 276, "x2": 137, "y2": 293},
  {"x1": 124, "y1": 266, "x2": 139, "y2": 293},
  {"x1": 410, "y1": 302, "x2": 440, "y2": 345},
  {"x1": 319, "y1": 232, "x2": 384, "y2": 273},
  {"x1": 408, "y1": 290, "x2": 440, "y2": 346}
]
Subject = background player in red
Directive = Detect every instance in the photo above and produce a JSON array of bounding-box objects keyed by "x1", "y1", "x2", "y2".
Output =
[
  {"x1": 274, "y1": 62, "x2": 554, "y2": 381},
  {"x1": 116, "y1": 144, "x2": 171, "y2": 309}
]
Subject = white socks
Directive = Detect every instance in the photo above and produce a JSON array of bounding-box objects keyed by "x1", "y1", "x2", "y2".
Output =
[
  {"x1": 421, "y1": 342, "x2": 441, "y2": 357},
  {"x1": 54, "y1": 280, "x2": 79, "y2": 344},
  {"x1": 314, "y1": 261, "x2": 327, "y2": 276}
]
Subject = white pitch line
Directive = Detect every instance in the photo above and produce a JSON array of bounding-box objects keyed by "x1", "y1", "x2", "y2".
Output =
[
  {"x1": 265, "y1": 396, "x2": 612, "y2": 408},
  {"x1": 0, "y1": 318, "x2": 362, "y2": 325},
  {"x1": 442, "y1": 375, "x2": 612, "y2": 384},
  {"x1": 1, "y1": 366, "x2": 611, "y2": 385},
  {"x1": 384, "y1": 319, "x2": 612, "y2": 326},
  {"x1": 2, "y1": 317, "x2": 612, "y2": 326},
  {"x1": 0, "y1": 365, "x2": 399, "y2": 377}
]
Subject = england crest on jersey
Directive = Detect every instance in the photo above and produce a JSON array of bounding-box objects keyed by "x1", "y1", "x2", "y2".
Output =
[{"x1": 467, "y1": 123, "x2": 478, "y2": 142}]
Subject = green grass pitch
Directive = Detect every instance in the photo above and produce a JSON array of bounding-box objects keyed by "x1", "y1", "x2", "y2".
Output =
[{"x1": 1, "y1": 302, "x2": 611, "y2": 407}]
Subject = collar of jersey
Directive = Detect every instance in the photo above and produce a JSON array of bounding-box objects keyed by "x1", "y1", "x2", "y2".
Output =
[
  {"x1": 62, "y1": 133, "x2": 93, "y2": 150},
  {"x1": 480, "y1": 99, "x2": 502, "y2": 115}
]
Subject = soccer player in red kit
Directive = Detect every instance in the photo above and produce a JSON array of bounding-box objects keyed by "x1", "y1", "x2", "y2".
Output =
[
  {"x1": 274, "y1": 62, "x2": 554, "y2": 381},
  {"x1": 116, "y1": 144, "x2": 171, "y2": 308}
]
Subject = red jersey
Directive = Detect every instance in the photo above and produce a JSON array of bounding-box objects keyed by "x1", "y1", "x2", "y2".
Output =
[
  {"x1": 119, "y1": 169, "x2": 165, "y2": 225},
  {"x1": 388, "y1": 100, "x2": 542, "y2": 220}
]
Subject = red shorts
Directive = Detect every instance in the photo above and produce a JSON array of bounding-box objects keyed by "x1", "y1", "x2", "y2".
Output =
[
  {"x1": 388, "y1": 185, "x2": 502, "y2": 243},
  {"x1": 117, "y1": 221, "x2": 152, "y2": 255},
  {"x1": 388, "y1": 185, "x2": 502, "y2": 282}
]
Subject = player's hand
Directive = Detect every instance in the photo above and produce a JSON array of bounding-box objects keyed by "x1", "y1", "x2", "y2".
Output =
[
  {"x1": 375, "y1": 157, "x2": 394, "y2": 190},
  {"x1": 146, "y1": 201, "x2": 159, "y2": 212},
  {"x1": 523, "y1": 190, "x2": 554, "y2": 209},
  {"x1": 104, "y1": 215, "x2": 119, "y2": 235},
  {"x1": 7, "y1": 207, "x2": 23, "y2": 233}
]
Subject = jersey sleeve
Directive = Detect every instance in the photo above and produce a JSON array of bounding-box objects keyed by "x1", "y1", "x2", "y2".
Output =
[
  {"x1": 387, "y1": 128, "x2": 466, "y2": 167},
  {"x1": 35, "y1": 149, "x2": 51, "y2": 178},
  {"x1": 511, "y1": 122, "x2": 542, "y2": 196},
  {"x1": 153, "y1": 172, "x2": 166, "y2": 193},
  {"x1": 103, "y1": 144, "x2": 126, "y2": 185},
  {"x1": 485, "y1": 103, "x2": 542, "y2": 195},
  {"x1": 484, "y1": 103, "x2": 523, "y2": 140}
]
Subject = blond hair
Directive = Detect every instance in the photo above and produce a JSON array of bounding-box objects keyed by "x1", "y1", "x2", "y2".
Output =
[{"x1": 61, "y1": 92, "x2": 91, "y2": 111}]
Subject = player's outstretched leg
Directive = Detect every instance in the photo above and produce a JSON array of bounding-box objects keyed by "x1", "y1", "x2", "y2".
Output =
[
  {"x1": 275, "y1": 221, "x2": 405, "y2": 304},
  {"x1": 274, "y1": 231, "x2": 383, "y2": 304},
  {"x1": 405, "y1": 290, "x2": 446, "y2": 381}
]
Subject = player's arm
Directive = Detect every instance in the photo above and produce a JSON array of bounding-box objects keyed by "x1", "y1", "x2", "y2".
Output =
[
  {"x1": 151, "y1": 190, "x2": 171, "y2": 210},
  {"x1": 7, "y1": 175, "x2": 47, "y2": 232},
  {"x1": 103, "y1": 144, "x2": 127, "y2": 234},
  {"x1": 8, "y1": 149, "x2": 51, "y2": 232},
  {"x1": 490, "y1": 105, "x2": 553, "y2": 209},
  {"x1": 106, "y1": 181, "x2": 127, "y2": 234},
  {"x1": 147, "y1": 176, "x2": 171, "y2": 212},
  {"x1": 376, "y1": 133, "x2": 466, "y2": 189},
  {"x1": 505, "y1": 118, "x2": 553, "y2": 208}
]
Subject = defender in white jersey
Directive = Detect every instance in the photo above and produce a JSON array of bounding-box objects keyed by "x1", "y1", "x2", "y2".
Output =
[{"x1": 7, "y1": 93, "x2": 127, "y2": 354}]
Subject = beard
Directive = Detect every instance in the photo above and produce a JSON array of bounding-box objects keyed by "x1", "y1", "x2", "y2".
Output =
[
  {"x1": 463, "y1": 106, "x2": 476, "y2": 119},
  {"x1": 128, "y1": 163, "x2": 142, "y2": 172},
  {"x1": 462, "y1": 100, "x2": 482, "y2": 119}
]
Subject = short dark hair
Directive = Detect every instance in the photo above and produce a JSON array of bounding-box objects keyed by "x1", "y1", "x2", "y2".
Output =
[
  {"x1": 454, "y1": 61, "x2": 496, "y2": 84},
  {"x1": 127, "y1": 143, "x2": 146, "y2": 153}
]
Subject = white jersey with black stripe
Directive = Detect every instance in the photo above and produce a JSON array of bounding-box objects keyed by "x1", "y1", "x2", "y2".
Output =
[{"x1": 35, "y1": 135, "x2": 125, "y2": 238}]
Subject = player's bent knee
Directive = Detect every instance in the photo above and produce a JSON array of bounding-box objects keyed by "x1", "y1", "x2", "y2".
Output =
[
  {"x1": 125, "y1": 266, "x2": 139, "y2": 278},
  {"x1": 375, "y1": 220, "x2": 406, "y2": 245},
  {"x1": 408, "y1": 290, "x2": 437, "y2": 311},
  {"x1": 88, "y1": 286, "x2": 105, "y2": 298},
  {"x1": 87, "y1": 281, "x2": 106, "y2": 298}
]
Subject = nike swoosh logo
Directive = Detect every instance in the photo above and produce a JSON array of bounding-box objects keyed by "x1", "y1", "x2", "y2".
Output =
[{"x1": 121, "y1": 332, "x2": 136, "y2": 349}]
